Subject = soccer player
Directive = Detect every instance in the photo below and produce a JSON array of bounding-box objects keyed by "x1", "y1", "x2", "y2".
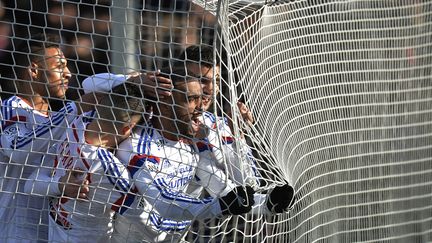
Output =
[
  {"x1": 38, "y1": 82, "x2": 145, "y2": 242},
  {"x1": 110, "y1": 65, "x2": 255, "y2": 242},
  {"x1": 0, "y1": 33, "x2": 96, "y2": 242},
  {"x1": 180, "y1": 45, "x2": 295, "y2": 214}
]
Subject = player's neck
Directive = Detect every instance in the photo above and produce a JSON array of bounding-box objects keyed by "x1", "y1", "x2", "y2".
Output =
[
  {"x1": 19, "y1": 94, "x2": 50, "y2": 116},
  {"x1": 85, "y1": 121, "x2": 125, "y2": 150},
  {"x1": 84, "y1": 130, "x2": 116, "y2": 150},
  {"x1": 151, "y1": 118, "x2": 176, "y2": 141}
]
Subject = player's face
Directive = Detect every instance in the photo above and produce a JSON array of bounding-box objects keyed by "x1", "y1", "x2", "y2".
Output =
[
  {"x1": 171, "y1": 80, "x2": 203, "y2": 137},
  {"x1": 187, "y1": 64, "x2": 220, "y2": 111},
  {"x1": 35, "y1": 47, "x2": 71, "y2": 99}
]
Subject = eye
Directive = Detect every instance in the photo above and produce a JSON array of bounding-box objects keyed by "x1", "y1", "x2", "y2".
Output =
[{"x1": 187, "y1": 95, "x2": 202, "y2": 103}]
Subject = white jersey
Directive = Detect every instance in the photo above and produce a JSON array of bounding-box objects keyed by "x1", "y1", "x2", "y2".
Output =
[
  {"x1": 0, "y1": 96, "x2": 77, "y2": 242},
  {"x1": 195, "y1": 111, "x2": 260, "y2": 192},
  {"x1": 194, "y1": 112, "x2": 275, "y2": 216},
  {"x1": 81, "y1": 73, "x2": 260, "y2": 188},
  {"x1": 48, "y1": 110, "x2": 132, "y2": 243},
  {"x1": 113, "y1": 124, "x2": 224, "y2": 243}
]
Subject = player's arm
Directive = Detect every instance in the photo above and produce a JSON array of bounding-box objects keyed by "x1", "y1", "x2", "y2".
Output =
[
  {"x1": 128, "y1": 154, "x2": 254, "y2": 221},
  {"x1": 81, "y1": 71, "x2": 173, "y2": 98},
  {"x1": 94, "y1": 149, "x2": 134, "y2": 214},
  {"x1": 198, "y1": 146, "x2": 294, "y2": 215},
  {"x1": 23, "y1": 144, "x2": 89, "y2": 199},
  {"x1": 204, "y1": 112, "x2": 261, "y2": 188}
]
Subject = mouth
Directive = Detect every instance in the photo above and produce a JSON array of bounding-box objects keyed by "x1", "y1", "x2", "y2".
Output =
[
  {"x1": 190, "y1": 115, "x2": 202, "y2": 133},
  {"x1": 189, "y1": 114, "x2": 209, "y2": 139}
]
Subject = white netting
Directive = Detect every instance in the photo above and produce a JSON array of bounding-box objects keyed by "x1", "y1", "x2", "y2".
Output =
[
  {"x1": 1, "y1": 0, "x2": 432, "y2": 242},
  {"x1": 213, "y1": 0, "x2": 432, "y2": 242}
]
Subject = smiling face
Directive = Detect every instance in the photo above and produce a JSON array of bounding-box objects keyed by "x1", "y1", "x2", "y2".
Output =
[
  {"x1": 172, "y1": 79, "x2": 204, "y2": 137},
  {"x1": 186, "y1": 63, "x2": 220, "y2": 111},
  {"x1": 158, "y1": 78, "x2": 204, "y2": 138},
  {"x1": 33, "y1": 47, "x2": 71, "y2": 99}
]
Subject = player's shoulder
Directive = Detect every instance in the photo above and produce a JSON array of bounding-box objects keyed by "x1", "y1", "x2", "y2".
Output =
[
  {"x1": 202, "y1": 111, "x2": 216, "y2": 126},
  {"x1": 116, "y1": 125, "x2": 152, "y2": 161},
  {"x1": 1, "y1": 96, "x2": 32, "y2": 114}
]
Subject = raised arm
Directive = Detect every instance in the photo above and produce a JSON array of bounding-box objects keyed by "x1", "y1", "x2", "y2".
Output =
[{"x1": 81, "y1": 71, "x2": 173, "y2": 98}]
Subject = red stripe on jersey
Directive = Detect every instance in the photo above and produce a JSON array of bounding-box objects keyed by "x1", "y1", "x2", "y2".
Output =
[
  {"x1": 129, "y1": 154, "x2": 161, "y2": 167},
  {"x1": 111, "y1": 187, "x2": 139, "y2": 212},
  {"x1": 71, "y1": 123, "x2": 92, "y2": 183},
  {"x1": 72, "y1": 123, "x2": 79, "y2": 141},
  {"x1": 196, "y1": 141, "x2": 214, "y2": 152},
  {"x1": 2, "y1": 115, "x2": 27, "y2": 129},
  {"x1": 221, "y1": 136, "x2": 234, "y2": 144}
]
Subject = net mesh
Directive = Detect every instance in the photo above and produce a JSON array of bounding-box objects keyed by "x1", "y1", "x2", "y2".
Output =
[
  {"x1": 1, "y1": 0, "x2": 432, "y2": 242},
  {"x1": 212, "y1": 0, "x2": 432, "y2": 242}
]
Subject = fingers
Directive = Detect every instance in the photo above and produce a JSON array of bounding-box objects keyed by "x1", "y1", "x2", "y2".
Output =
[
  {"x1": 60, "y1": 169, "x2": 90, "y2": 200},
  {"x1": 237, "y1": 101, "x2": 254, "y2": 125},
  {"x1": 142, "y1": 70, "x2": 173, "y2": 99}
]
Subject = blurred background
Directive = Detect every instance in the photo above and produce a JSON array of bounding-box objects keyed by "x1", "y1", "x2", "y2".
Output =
[{"x1": 0, "y1": 0, "x2": 217, "y2": 99}]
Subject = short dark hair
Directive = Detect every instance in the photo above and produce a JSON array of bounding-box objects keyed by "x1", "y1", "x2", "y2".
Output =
[
  {"x1": 160, "y1": 45, "x2": 217, "y2": 87},
  {"x1": 13, "y1": 33, "x2": 61, "y2": 79},
  {"x1": 178, "y1": 45, "x2": 214, "y2": 69},
  {"x1": 97, "y1": 82, "x2": 146, "y2": 123}
]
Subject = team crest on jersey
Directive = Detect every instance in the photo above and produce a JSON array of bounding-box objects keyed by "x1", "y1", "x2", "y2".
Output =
[{"x1": 145, "y1": 158, "x2": 160, "y2": 172}]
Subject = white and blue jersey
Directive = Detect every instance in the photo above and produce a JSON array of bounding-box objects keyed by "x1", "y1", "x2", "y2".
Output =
[
  {"x1": 197, "y1": 111, "x2": 261, "y2": 191},
  {"x1": 0, "y1": 96, "x2": 77, "y2": 243},
  {"x1": 48, "y1": 110, "x2": 133, "y2": 243},
  {"x1": 113, "y1": 125, "x2": 224, "y2": 243}
]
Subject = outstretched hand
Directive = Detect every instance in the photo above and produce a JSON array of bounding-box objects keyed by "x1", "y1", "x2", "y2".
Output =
[
  {"x1": 267, "y1": 184, "x2": 295, "y2": 214},
  {"x1": 58, "y1": 169, "x2": 90, "y2": 200},
  {"x1": 128, "y1": 70, "x2": 173, "y2": 99}
]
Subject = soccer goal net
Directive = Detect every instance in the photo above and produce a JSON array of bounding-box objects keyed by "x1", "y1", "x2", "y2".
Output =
[{"x1": 1, "y1": 0, "x2": 432, "y2": 242}]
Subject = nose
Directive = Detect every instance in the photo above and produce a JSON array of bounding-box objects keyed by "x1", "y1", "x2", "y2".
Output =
[
  {"x1": 195, "y1": 97, "x2": 203, "y2": 112},
  {"x1": 63, "y1": 66, "x2": 72, "y2": 80}
]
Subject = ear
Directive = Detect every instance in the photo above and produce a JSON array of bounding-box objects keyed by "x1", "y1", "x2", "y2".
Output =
[{"x1": 28, "y1": 62, "x2": 39, "y2": 80}]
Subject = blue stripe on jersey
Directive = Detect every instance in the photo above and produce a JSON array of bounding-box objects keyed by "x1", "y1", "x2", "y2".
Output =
[
  {"x1": 137, "y1": 126, "x2": 154, "y2": 154},
  {"x1": 153, "y1": 178, "x2": 213, "y2": 204},
  {"x1": 137, "y1": 127, "x2": 146, "y2": 154},
  {"x1": 98, "y1": 149, "x2": 130, "y2": 193},
  {"x1": 14, "y1": 102, "x2": 76, "y2": 148},
  {"x1": 246, "y1": 149, "x2": 261, "y2": 180},
  {"x1": 118, "y1": 191, "x2": 137, "y2": 215},
  {"x1": 203, "y1": 111, "x2": 216, "y2": 123},
  {"x1": 81, "y1": 110, "x2": 96, "y2": 124},
  {"x1": 149, "y1": 212, "x2": 190, "y2": 232},
  {"x1": 146, "y1": 128, "x2": 154, "y2": 154},
  {"x1": 1, "y1": 96, "x2": 18, "y2": 128}
]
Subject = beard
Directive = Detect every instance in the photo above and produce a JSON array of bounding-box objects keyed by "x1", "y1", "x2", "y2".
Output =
[{"x1": 177, "y1": 113, "x2": 207, "y2": 138}]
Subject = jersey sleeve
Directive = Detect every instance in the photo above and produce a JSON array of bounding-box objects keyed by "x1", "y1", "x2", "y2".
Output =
[
  {"x1": 195, "y1": 149, "x2": 236, "y2": 198},
  {"x1": 127, "y1": 153, "x2": 222, "y2": 221},
  {"x1": 92, "y1": 149, "x2": 134, "y2": 213},
  {"x1": 0, "y1": 100, "x2": 78, "y2": 164},
  {"x1": 81, "y1": 73, "x2": 128, "y2": 94},
  {"x1": 203, "y1": 112, "x2": 261, "y2": 189}
]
